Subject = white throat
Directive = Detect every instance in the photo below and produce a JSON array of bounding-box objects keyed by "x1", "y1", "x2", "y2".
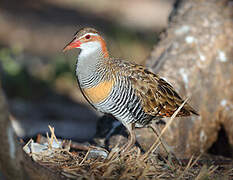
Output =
[
  {"x1": 78, "y1": 41, "x2": 102, "y2": 59},
  {"x1": 76, "y1": 41, "x2": 103, "y2": 88}
]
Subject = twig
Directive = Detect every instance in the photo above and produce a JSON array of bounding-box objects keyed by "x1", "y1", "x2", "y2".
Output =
[
  {"x1": 79, "y1": 148, "x2": 91, "y2": 165},
  {"x1": 141, "y1": 98, "x2": 189, "y2": 161}
]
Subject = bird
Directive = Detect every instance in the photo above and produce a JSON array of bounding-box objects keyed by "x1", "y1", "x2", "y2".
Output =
[{"x1": 63, "y1": 27, "x2": 199, "y2": 153}]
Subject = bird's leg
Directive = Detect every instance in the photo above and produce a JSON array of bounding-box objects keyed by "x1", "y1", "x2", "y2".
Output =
[{"x1": 122, "y1": 123, "x2": 136, "y2": 152}]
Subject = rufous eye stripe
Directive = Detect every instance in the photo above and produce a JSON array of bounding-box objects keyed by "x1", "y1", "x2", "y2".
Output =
[
  {"x1": 91, "y1": 36, "x2": 109, "y2": 58},
  {"x1": 78, "y1": 33, "x2": 109, "y2": 58}
]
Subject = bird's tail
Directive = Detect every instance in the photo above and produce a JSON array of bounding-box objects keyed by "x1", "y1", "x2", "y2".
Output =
[{"x1": 182, "y1": 103, "x2": 199, "y2": 116}]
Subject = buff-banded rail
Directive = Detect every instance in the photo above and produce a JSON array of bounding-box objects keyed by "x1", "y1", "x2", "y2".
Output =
[{"x1": 63, "y1": 27, "x2": 198, "y2": 154}]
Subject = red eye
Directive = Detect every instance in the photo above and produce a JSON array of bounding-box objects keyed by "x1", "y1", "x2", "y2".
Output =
[{"x1": 85, "y1": 35, "x2": 91, "y2": 39}]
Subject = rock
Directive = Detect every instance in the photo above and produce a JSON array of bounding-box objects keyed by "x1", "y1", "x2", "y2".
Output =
[
  {"x1": 94, "y1": 115, "x2": 127, "y2": 149},
  {"x1": 94, "y1": 115, "x2": 169, "y2": 155},
  {"x1": 9, "y1": 98, "x2": 98, "y2": 142},
  {"x1": 87, "y1": 149, "x2": 108, "y2": 159},
  {"x1": 146, "y1": 0, "x2": 233, "y2": 158}
]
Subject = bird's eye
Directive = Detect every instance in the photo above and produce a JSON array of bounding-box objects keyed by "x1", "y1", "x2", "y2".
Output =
[{"x1": 85, "y1": 35, "x2": 91, "y2": 39}]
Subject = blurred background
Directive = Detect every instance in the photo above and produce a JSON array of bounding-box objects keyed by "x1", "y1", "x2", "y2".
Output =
[{"x1": 0, "y1": 0, "x2": 173, "y2": 141}]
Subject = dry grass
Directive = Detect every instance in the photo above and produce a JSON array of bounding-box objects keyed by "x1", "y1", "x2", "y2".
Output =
[
  {"x1": 23, "y1": 100, "x2": 233, "y2": 179},
  {"x1": 27, "y1": 141, "x2": 229, "y2": 179}
]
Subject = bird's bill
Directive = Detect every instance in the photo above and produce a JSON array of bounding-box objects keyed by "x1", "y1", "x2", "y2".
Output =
[{"x1": 63, "y1": 38, "x2": 81, "y2": 52}]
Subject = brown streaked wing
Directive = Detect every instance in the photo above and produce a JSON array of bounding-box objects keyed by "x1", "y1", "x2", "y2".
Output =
[{"x1": 120, "y1": 62, "x2": 198, "y2": 117}]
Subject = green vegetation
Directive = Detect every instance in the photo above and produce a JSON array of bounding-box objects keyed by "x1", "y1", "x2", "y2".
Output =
[{"x1": 0, "y1": 47, "x2": 76, "y2": 99}]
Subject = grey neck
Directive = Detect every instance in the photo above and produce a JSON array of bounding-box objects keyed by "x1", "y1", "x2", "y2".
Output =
[{"x1": 76, "y1": 41, "x2": 105, "y2": 88}]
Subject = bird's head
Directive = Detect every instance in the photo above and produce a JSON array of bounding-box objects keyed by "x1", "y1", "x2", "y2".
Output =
[{"x1": 63, "y1": 27, "x2": 109, "y2": 58}]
